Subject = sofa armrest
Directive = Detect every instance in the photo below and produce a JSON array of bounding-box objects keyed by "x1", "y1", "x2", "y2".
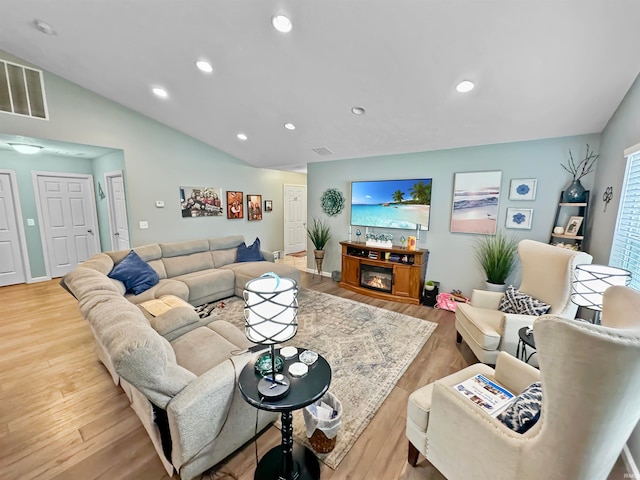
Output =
[
  {"x1": 261, "y1": 250, "x2": 275, "y2": 262},
  {"x1": 494, "y1": 351, "x2": 540, "y2": 394},
  {"x1": 500, "y1": 313, "x2": 538, "y2": 357},
  {"x1": 470, "y1": 289, "x2": 504, "y2": 309}
]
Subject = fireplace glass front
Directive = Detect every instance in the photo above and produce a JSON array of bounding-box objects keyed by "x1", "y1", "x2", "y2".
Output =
[{"x1": 360, "y1": 264, "x2": 393, "y2": 293}]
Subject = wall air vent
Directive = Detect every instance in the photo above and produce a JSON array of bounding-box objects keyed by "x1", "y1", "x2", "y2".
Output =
[
  {"x1": 312, "y1": 147, "x2": 334, "y2": 156},
  {"x1": 0, "y1": 59, "x2": 48, "y2": 120}
]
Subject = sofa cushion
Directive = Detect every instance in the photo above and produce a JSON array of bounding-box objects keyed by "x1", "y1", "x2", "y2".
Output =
[
  {"x1": 212, "y1": 247, "x2": 239, "y2": 268},
  {"x1": 208, "y1": 235, "x2": 244, "y2": 251},
  {"x1": 173, "y1": 269, "x2": 235, "y2": 305},
  {"x1": 108, "y1": 250, "x2": 160, "y2": 295},
  {"x1": 171, "y1": 325, "x2": 241, "y2": 376},
  {"x1": 455, "y1": 302, "x2": 503, "y2": 350},
  {"x1": 499, "y1": 285, "x2": 551, "y2": 316},
  {"x1": 222, "y1": 262, "x2": 301, "y2": 297},
  {"x1": 163, "y1": 251, "x2": 215, "y2": 278},
  {"x1": 497, "y1": 381, "x2": 542, "y2": 433},
  {"x1": 237, "y1": 237, "x2": 265, "y2": 262}
]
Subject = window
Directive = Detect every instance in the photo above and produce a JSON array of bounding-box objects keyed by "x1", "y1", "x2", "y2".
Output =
[{"x1": 610, "y1": 147, "x2": 640, "y2": 290}]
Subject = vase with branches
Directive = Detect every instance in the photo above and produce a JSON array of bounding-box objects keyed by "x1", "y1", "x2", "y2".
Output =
[{"x1": 561, "y1": 144, "x2": 599, "y2": 202}]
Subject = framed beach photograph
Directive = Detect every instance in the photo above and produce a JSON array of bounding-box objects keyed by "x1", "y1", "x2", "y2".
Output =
[
  {"x1": 180, "y1": 186, "x2": 223, "y2": 217},
  {"x1": 247, "y1": 194, "x2": 262, "y2": 221},
  {"x1": 506, "y1": 208, "x2": 533, "y2": 229},
  {"x1": 509, "y1": 178, "x2": 537, "y2": 201},
  {"x1": 226, "y1": 191, "x2": 244, "y2": 219},
  {"x1": 264, "y1": 200, "x2": 273, "y2": 212},
  {"x1": 450, "y1": 171, "x2": 502, "y2": 234},
  {"x1": 565, "y1": 216, "x2": 583, "y2": 236}
]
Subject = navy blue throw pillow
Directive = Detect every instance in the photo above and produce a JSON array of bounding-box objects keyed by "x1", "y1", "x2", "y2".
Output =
[
  {"x1": 108, "y1": 250, "x2": 159, "y2": 295},
  {"x1": 497, "y1": 381, "x2": 542, "y2": 434},
  {"x1": 237, "y1": 237, "x2": 265, "y2": 262}
]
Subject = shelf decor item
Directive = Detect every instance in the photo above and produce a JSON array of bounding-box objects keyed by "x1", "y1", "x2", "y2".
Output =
[
  {"x1": 565, "y1": 216, "x2": 584, "y2": 236},
  {"x1": 561, "y1": 144, "x2": 599, "y2": 203},
  {"x1": 321, "y1": 188, "x2": 345, "y2": 216}
]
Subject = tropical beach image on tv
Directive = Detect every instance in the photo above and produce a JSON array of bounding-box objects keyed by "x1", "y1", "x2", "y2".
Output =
[{"x1": 350, "y1": 178, "x2": 432, "y2": 230}]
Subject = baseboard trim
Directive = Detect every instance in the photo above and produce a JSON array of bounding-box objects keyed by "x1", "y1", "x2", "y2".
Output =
[
  {"x1": 28, "y1": 276, "x2": 50, "y2": 284},
  {"x1": 623, "y1": 444, "x2": 639, "y2": 479}
]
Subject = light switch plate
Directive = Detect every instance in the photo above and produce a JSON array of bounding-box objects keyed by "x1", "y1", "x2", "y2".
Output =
[
  {"x1": 27, "y1": 218, "x2": 35, "y2": 226},
  {"x1": 139, "y1": 221, "x2": 149, "y2": 229}
]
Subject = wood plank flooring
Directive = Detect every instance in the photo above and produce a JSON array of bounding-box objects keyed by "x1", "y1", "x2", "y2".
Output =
[{"x1": 0, "y1": 272, "x2": 628, "y2": 479}]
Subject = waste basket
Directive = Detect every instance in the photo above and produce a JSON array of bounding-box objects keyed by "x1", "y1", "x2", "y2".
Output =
[{"x1": 303, "y1": 391, "x2": 342, "y2": 453}]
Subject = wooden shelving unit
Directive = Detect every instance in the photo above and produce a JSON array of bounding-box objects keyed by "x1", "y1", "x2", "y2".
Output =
[
  {"x1": 549, "y1": 191, "x2": 590, "y2": 250},
  {"x1": 339, "y1": 241, "x2": 428, "y2": 305}
]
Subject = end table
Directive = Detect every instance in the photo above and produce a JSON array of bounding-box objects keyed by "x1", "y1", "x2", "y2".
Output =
[
  {"x1": 238, "y1": 349, "x2": 331, "y2": 480},
  {"x1": 516, "y1": 327, "x2": 537, "y2": 364}
]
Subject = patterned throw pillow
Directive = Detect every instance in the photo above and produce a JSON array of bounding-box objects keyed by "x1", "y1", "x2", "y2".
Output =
[
  {"x1": 497, "y1": 381, "x2": 542, "y2": 434},
  {"x1": 498, "y1": 285, "x2": 551, "y2": 316}
]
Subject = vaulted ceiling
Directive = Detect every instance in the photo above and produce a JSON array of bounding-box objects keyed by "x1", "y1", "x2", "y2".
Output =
[{"x1": 1, "y1": 1, "x2": 639, "y2": 172}]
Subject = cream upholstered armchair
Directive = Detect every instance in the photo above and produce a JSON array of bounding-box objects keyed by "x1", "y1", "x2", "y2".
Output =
[
  {"x1": 407, "y1": 285, "x2": 640, "y2": 480},
  {"x1": 455, "y1": 239, "x2": 592, "y2": 364}
]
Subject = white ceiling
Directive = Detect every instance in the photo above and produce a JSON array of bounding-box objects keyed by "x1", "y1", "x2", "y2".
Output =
[{"x1": 1, "y1": 1, "x2": 639, "y2": 172}]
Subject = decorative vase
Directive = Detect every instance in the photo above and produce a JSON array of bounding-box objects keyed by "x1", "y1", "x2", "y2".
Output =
[
  {"x1": 313, "y1": 249, "x2": 325, "y2": 280},
  {"x1": 562, "y1": 179, "x2": 587, "y2": 203},
  {"x1": 485, "y1": 281, "x2": 506, "y2": 293}
]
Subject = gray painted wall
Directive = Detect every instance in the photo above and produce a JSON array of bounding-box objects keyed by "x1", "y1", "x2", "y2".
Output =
[
  {"x1": 590, "y1": 73, "x2": 640, "y2": 466},
  {"x1": 307, "y1": 135, "x2": 600, "y2": 296},
  {"x1": 0, "y1": 50, "x2": 306, "y2": 279}
]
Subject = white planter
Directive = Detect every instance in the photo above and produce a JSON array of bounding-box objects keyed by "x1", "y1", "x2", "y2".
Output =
[{"x1": 485, "y1": 281, "x2": 506, "y2": 293}]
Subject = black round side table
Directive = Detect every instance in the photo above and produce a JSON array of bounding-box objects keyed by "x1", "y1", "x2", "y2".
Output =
[
  {"x1": 516, "y1": 327, "x2": 537, "y2": 364},
  {"x1": 238, "y1": 348, "x2": 331, "y2": 480}
]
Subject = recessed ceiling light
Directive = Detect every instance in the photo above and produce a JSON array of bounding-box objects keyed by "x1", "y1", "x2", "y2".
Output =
[
  {"x1": 456, "y1": 80, "x2": 475, "y2": 93},
  {"x1": 284, "y1": 123, "x2": 296, "y2": 130},
  {"x1": 34, "y1": 19, "x2": 56, "y2": 36},
  {"x1": 272, "y1": 14, "x2": 293, "y2": 33},
  {"x1": 237, "y1": 133, "x2": 248, "y2": 141},
  {"x1": 351, "y1": 106, "x2": 366, "y2": 115},
  {"x1": 9, "y1": 143, "x2": 43, "y2": 154},
  {"x1": 152, "y1": 87, "x2": 169, "y2": 99},
  {"x1": 196, "y1": 60, "x2": 213, "y2": 73}
]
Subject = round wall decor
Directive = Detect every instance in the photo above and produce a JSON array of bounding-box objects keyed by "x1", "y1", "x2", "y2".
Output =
[{"x1": 321, "y1": 188, "x2": 345, "y2": 216}]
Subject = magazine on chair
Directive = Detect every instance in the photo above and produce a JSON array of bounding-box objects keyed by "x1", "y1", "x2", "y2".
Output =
[{"x1": 454, "y1": 374, "x2": 515, "y2": 416}]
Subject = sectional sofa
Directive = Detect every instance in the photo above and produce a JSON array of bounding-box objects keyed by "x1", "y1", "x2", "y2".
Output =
[{"x1": 62, "y1": 235, "x2": 301, "y2": 480}]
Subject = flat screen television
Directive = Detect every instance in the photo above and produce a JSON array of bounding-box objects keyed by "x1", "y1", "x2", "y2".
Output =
[{"x1": 350, "y1": 178, "x2": 432, "y2": 231}]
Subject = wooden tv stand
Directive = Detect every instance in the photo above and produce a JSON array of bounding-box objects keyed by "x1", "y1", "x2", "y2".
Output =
[{"x1": 339, "y1": 241, "x2": 428, "y2": 305}]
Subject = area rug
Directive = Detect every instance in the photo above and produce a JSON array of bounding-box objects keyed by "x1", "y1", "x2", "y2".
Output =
[
  {"x1": 288, "y1": 250, "x2": 307, "y2": 257},
  {"x1": 205, "y1": 289, "x2": 437, "y2": 469}
]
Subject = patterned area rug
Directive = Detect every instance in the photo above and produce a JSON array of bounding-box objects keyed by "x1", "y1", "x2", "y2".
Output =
[{"x1": 206, "y1": 289, "x2": 437, "y2": 469}]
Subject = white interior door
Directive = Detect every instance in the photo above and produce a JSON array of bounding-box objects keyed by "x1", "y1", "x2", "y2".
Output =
[
  {"x1": 284, "y1": 184, "x2": 307, "y2": 254},
  {"x1": 34, "y1": 172, "x2": 100, "y2": 278},
  {"x1": 0, "y1": 171, "x2": 28, "y2": 286},
  {"x1": 105, "y1": 171, "x2": 130, "y2": 250}
]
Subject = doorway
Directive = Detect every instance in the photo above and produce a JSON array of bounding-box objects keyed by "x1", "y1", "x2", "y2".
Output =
[
  {"x1": 0, "y1": 170, "x2": 29, "y2": 286},
  {"x1": 105, "y1": 170, "x2": 130, "y2": 251},
  {"x1": 33, "y1": 171, "x2": 101, "y2": 278},
  {"x1": 283, "y1": 184, "x2": 307, "y2": 255}
]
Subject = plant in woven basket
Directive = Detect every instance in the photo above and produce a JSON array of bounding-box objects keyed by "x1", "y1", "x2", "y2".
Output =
[{"x1": 307, "y1": 217, "x2": 332, "y2": 279}]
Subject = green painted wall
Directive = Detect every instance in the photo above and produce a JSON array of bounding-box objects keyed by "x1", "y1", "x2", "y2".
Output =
[{"x1": 307, "y1": 134, "x2": 600, "y2": 296}]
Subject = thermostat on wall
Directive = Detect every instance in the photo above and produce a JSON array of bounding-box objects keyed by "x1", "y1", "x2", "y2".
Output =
[{"x1": 155, "y1": 200, "x2": 165, "y2": 208}]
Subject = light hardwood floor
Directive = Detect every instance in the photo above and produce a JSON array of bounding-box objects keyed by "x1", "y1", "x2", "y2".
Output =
[{"x1": 0, "y1": 272, "x2": 628, "y2": 479}]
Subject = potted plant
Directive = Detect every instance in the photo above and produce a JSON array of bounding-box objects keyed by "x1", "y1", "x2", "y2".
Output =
[
  {"x1": 473, "y1": 232, "x2": 518, "y2": 292},
  {"x1": 307, "y1": 217, "x2": 332, "y2": 278},
  {"x1": 425, "y1": 280, "x2": 436, "y2": 291}
]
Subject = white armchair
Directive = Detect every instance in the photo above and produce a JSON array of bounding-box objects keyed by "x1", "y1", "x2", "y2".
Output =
[
  {"x1": 455, "y1": 239, "x2": 592, "y2": 364},
  {"x1": 407, "y1": 286, "x2": 640, "y2": 480}
]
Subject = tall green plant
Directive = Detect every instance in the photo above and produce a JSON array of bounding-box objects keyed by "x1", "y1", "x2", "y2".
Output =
[
  {"x1": 474, "y1": 232, "x2": 518, "y2": 284},
  {"x1": 307, "y1": 217, "x2": 332, "y2": 250}
]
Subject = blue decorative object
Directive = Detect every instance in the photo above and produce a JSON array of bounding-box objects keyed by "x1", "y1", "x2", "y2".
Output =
[
  {"x1": 108, "y1": 250, "x2": 160, "y2": 295},
  {"x1": 516, "y1": 184, "x2": 530, "y2": 195},
  {"x1": 321, "y1": 188, "x2": 345, "y2": 216},
  {"x1": 563, "y1": 179, "x2": 587, "y2": 203},
  {"x1": 512, "y1": 213, "x2": 526, "y2": 224},
  {"x1": 237, "y1": 237, "x2": 265, "y2": 262}
]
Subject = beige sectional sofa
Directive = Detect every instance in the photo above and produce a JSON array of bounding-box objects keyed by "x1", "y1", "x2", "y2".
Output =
[{"x1": 62, "y1": 235, "x2": 301, "y2": 480}]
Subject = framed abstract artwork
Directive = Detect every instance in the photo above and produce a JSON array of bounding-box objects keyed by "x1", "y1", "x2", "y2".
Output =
[
  {"x1": 180, "y1": 186, "x2": 223, "y2": 217},
  {"x1": 506, "y1": 208, "x2": 533, "y2": 229},
  {"x1": 247, "y1": 194, "x2": 262, "y2": 221},
  {"x1": 450, "y1": 171, "x2": 502, "y2": 234},
  {"x1": 509, "y1": 178, "x2": 537, "y2": 201},
  {"x1": 226, "y1": 191, "x2": 244, "y2": 219}
]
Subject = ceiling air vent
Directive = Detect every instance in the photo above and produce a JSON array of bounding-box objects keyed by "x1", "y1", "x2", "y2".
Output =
[
  {"x1": 0, "y1": 59, "x2": 48, "y2": 120},
  {"x1": 312, "y1": 147, "x2": 334, "y2": 156}
]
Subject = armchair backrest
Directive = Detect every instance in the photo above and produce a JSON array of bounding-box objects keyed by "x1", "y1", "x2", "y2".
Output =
[
  {"x1": 524, "y1": 286, "x2": 640, "y2": 480},
  {"x1": 518, "y1": 240, "x2": 592, "y2": 316}
]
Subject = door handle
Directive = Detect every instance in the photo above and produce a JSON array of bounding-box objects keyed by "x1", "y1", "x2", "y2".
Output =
[
  {"x1": 87, "y1": 229, "x2": 93, "y2": 233},
  {"x1": 114, "y1": 232, "x2": 120, "y2": 236}
]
